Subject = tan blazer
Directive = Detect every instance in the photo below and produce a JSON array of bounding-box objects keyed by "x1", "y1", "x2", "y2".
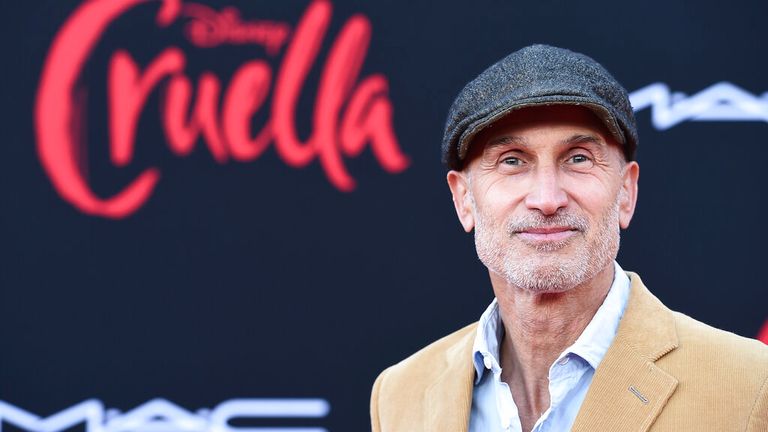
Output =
[{"x1": 371, "y1": 273, "x2": 768, "y2": 431}]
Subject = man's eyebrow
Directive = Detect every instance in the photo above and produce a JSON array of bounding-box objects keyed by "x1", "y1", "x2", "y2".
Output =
[
  {"x1": 561, "y1": 133, "x2": 605, "y2": 146},
  {"x1": 485, "y1": 135, "x2": 528, "y2": 150}
]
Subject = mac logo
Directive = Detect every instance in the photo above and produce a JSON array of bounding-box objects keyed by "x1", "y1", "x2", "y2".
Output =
[
  {"x1": 0, "y1": 398, "x2": 330, "y2": 432},
  {"x1": 629, "y1": 82, "x2": 768, "y2": 130}
]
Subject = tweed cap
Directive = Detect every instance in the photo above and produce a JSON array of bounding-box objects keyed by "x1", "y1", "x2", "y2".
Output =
[{"x1": 442, "y1": 44, "x2": 638, "y2": 169}]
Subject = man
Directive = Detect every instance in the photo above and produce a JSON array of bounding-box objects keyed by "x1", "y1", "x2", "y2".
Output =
[{"x1": 370, "y1": 45, "x2": 768, "y2": 432}]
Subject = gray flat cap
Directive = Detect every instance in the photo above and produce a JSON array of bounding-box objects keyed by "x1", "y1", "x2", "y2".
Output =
[{"x1": 442, "y1": 44, "x2": 638, "y2": 169}]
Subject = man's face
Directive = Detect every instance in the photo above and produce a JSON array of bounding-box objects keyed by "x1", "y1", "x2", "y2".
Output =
[{"x1": 447, "y1": 105, "x2": 639, "y2": 293}]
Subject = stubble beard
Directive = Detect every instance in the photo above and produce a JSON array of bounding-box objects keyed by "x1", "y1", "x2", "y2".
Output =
[{"x1": 472, "y1": 195, "x2": 621, "y2": 293}]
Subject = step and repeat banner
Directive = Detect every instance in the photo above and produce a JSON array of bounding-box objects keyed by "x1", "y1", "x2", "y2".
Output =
[{"x1": 2, "y1": 0, "x2": 767, "y2": 430}]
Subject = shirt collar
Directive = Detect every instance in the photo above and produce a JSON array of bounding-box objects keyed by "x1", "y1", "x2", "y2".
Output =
[
  {"x1": 472, "y1": 298, "x2": 503, "y2": 383},
  {"x1": 472, "y1": 261, "x2": 631, "y2": 384}
]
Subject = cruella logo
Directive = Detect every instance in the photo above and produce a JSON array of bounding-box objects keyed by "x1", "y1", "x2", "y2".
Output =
[
  {"x1": 35, "y1": 0, "x2": 409, "y2": 219},
  {"x1": 0, "y1": 398, "x2": 330, "y2": 432},
  {"x1": 630, "y1": 82, "x2": 768, "y2": 130}
]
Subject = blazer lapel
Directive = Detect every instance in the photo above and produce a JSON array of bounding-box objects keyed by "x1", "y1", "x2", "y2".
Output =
[
  {"x1": 572, "y1": 273, "x2": 679, "y2": 432},
  {"x1": 424, "y1": 326, "x2": 476, "y2": 432}
]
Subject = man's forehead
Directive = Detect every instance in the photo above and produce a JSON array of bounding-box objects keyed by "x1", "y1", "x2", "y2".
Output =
[
  {"x1": 484, "y1": 133, "x2": 607, "y2": 152},
  {"x1": 468, "y1": 105, "x2": 619, "y2": 157}
]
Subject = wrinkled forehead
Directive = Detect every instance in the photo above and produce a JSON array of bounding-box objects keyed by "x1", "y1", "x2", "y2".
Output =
[{"x1": 465, "y1": 105, "x2": 622, "y2": 163}]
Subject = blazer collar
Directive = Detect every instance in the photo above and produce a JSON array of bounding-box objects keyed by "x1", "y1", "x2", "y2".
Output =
[
  {"x1": 571, "y1": 272, "x2": 680, "y2": 432},
  {"x1": 422, "y1": 272, "x2": 679, "y2": 432},
  {"x1": 424, "y1": 325, "x2": 476, "y2": 432}
]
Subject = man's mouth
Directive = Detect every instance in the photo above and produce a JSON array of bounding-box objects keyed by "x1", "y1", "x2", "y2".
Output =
[{"x1": 515, "y1": 226, "x2": 578, "y2": 242}]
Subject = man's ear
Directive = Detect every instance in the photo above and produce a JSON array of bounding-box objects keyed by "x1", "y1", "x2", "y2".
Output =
[
  {"x1": 447, "y1": 170, "x2": 476, "y2": 233},
  {"x1": 619, "y1": 161, "x2": 639, "y2": 229}
]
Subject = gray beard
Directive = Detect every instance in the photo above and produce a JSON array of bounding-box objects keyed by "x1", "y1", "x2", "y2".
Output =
[{"x1": 473, "y1": 197, "x2": 621, "y2": 293}]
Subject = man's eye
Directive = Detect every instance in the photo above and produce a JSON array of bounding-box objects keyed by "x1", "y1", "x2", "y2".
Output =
[
  {"x1": 502, "y1": 157, "x2": 522, "y2": 166},
  {"x1": 569, "y1": 154, "x2": 590, "y2": 164}
]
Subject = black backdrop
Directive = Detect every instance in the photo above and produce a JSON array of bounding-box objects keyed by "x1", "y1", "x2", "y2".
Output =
[{"x1": 2, "y1": 0, "x2": 767, "y2": 431}]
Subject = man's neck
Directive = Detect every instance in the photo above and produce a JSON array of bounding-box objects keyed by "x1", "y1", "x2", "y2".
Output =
[{"x1": 491, "y1": 263, "x2": 616, "y2": 431}]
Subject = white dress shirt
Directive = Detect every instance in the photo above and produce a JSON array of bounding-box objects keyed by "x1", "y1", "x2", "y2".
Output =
[{"x1": 469, "y1": 261, "x2": 631, "y2": 432}]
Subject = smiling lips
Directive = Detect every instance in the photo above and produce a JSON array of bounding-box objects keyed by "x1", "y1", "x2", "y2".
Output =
[{"x1": 516, "y1": 226, "x2": 578, "y2": 242}]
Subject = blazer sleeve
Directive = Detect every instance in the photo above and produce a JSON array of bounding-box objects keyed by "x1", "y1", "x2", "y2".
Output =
[
  {"x1": 370, "y1": 369, "x2": 388, "y2": 432},
  {"x1": 747, "y1": 374, "x2": 768, "y2": 432}
]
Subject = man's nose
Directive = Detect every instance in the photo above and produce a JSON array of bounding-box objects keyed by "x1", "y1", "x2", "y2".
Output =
[{"x1": 524, "y1": 166, "x2": 568, "y2": 215}]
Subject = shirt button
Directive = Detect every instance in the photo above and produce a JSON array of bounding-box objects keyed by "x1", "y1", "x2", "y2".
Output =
[
  {"x1": 559, "y1": 356, "x2": 570, "y2": 365},
  {"x1": 483, "y1": 355, "x2": 494, "y2": 370}
]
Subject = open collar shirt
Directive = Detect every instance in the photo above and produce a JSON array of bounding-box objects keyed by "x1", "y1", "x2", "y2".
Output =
[{"x1": 469, "y1": 261, "x2": 631, "y2": 432}]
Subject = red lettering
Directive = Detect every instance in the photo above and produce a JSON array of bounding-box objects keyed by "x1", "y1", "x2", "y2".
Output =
[
  {"x1": 109, "y1": 48, "x2": 184, "y2": 166},
  {"x1": 181, "y1": 3, "x2": 290, "y2": 54},
  {"x1": 35, "y1": 0, "x2": 180, "y2": 219},
  {"x1": 341, "y1": 75, "x2": 408, "y2": 173},
  {"x1": 272, "y1": 1, "x2": 409, "y2": 191},
  {"x1": 163, "y1": 72, "x2": 228, "y2": 162},
  {"x1": 272, "y1": 0, "x2": 330, "y2": 168},
  {"x1": 36, "y1": 0, "x2": 408, "y2": 219},
  {"x1": 222, "y1": 61, "x2": 273, "y2": 161},
  {"x1": 313, "y1": 13, "x2": 369, "y2": 191}
]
